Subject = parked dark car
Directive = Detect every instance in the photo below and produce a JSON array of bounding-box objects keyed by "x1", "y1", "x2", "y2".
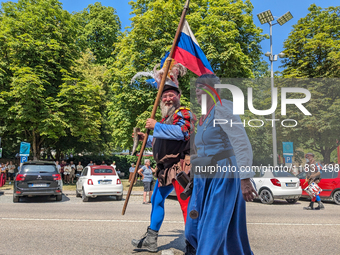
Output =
[{"x1": 13, "y1": 161, "x2": 63, "y2": 202}]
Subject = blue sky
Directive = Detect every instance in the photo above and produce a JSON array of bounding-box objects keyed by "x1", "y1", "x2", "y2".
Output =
[{"x1": 1, "y1": 0, "x2": 339, "y2": 72}]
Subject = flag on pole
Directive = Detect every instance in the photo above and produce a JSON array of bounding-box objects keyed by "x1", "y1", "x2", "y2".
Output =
[{"x1": 173, "y1": 20, "x2": 214, "y2": 76}]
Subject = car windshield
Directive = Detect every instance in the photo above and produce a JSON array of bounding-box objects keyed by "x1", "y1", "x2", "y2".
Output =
[
  {"x1": 22, "y1": 165, "x2": 57, "y2": 173},
  {"x1": 91, "y1": 168, "x2": 116, "y2": 175},
  {"x1": 297, "y1": 172, "x2": 307, "y2": 179},
  {"x1": 272, "y1": 170, "x2": 295, "y2": 178}
]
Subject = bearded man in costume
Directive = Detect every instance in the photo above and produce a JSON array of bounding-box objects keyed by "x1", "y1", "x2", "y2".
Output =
[{"x1": 131, "y1": 63, "x2": 196, "y2": 253}]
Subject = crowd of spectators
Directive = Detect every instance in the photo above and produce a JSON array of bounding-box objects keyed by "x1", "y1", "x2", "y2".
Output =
[
  {"x1": 53, "y1": 160, "x2": 124, "y2": 184},
  {"x1": 0, "y1": 161, "x2": 17, "y2": 186},
  {"x1": 0, "y1": 159, "x2": 154, "y2": 190}
]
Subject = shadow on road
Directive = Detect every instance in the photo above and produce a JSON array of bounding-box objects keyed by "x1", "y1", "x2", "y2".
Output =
[
  {"x1": 131, "y1": 229, "x2": 185, "y2": 254},
  {"x1": 251, "y1": 197, "x2": 338, "y2": 206},
  {"x1": 17, "y1": 194, "x2": 70, "y2": 203},
  {"x1": 84, "y1": 196, "x2": 124, "y2": 203},
  {"x1": 252, "y1": 198, "x2": 303, "y2": 205},
  {"x1": 158, "y1": 229, "x2": 185, "y2": 251}
]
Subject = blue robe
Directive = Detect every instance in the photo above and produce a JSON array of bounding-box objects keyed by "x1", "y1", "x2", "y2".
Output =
[{"x1": 185, "y1": 106, "x2": 253, "y2": 255}]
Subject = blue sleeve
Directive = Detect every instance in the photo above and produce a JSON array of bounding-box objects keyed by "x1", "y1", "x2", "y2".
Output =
[
  {"x1": 152, "y1": 122, "x2": 185, "y2": 140},
  {"x1": 146, "y1": 135, "x2": 153, "y2": 148}
]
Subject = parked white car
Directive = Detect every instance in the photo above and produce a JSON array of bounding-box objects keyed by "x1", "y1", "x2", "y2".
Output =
[
  {"x1": 76, "y1": 165, "x2": 123, "y2": 202},
  {"x1": 252, "y1": 168, "x2": 302, "y2": 204}
]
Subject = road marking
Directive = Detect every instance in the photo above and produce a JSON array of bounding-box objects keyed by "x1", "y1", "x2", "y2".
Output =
[
  {"x1": 0, "y1": 217, "x2": 183, "y2": 224},
  {"x1": 1, "y1": 218, "x2": 339, "y2": 226},
  {"x1": 248, "y1": 222, "x2": 340, "y2": 226}
]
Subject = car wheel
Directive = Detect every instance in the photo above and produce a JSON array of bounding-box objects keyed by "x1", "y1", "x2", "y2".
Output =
[
  {"x1": 259, "y1": 189, "x2": 274, "y2": 204},
  {"x1": 56, "y1": 195, "x2": 62, "y2": 201},
  {"x1": 76, "y1": 189, "x2": 81, "y2": 198},
  {"x1": 333, "y1": 190, "x2": 340, "y2": 205},
  {"x1": 116, "y1": 195, "x2": 123, "y2": 201},
  {"x1": 286, "y1": 198, "x2": 298, "y2": 204},
  {"x1": 82, "y1": 189, "x2": 89, "y2": 202},
  {"x1": 13, "y1": 195, "x2": 19, "y2": 203}
]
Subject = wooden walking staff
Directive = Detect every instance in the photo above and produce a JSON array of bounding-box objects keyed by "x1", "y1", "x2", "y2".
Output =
[{"x1": 122, "y1": 0, "x2": 191, "y2": 215}]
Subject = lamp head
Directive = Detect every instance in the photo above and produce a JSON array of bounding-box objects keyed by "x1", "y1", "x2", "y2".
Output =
[
  {"x1": 278, "y1": 52, "x2": 286, "y2": 58},
  {"x1": 277, "y1": 12, "x2": 293, "y2": 26},
  {"x1": 257, "y1": 10, "x2": 274, "y2": 25}
]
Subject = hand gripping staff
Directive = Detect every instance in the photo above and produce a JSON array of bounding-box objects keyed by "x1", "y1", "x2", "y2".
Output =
[{"x1": 122, "y1": 0, "x2": 191, "y2": 215}]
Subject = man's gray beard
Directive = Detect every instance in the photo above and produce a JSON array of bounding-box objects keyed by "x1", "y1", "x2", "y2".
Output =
[{"x1": 160, "y1": 100, "x2": 180, "y2": 118}]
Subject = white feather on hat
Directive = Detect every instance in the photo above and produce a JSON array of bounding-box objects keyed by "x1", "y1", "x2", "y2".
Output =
[{"x1": 130, "y1": 59, "x2": 187, "y2": 92}]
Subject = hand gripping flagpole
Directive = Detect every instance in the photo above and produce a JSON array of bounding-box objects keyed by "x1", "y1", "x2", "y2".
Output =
[{"x1": 122, "y1": 0, "x2": 190, "y2": 215}]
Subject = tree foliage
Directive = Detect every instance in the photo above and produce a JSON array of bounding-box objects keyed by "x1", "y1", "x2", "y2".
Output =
[
  {"x1": 276, "y1": 78, "x2": 340, "y2": 163},
  {"x1": 0, "y1": 0, "x2": 119, "y2": 159},
  {"x1": 108, "y1": 0, "x2": 265, "y2": 150},
  {"x1": 280, "y1": 5, "x2": 340, "y2": 163},
  {"x1": 0, "y1": 0, "x2": 79, "y2": 158},
  {"x1": 75, "y1": 2, "x2": 121, "y2": 65},
  {"x1": 282, "y1": 5, "x2": 340, "y2": 78}
]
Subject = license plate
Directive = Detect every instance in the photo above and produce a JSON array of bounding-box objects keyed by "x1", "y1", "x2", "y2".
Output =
[
  {"x1": 286, "y1": 183, "x2": 296, "y2": 187},
  {"x1": 29, "y1": 183, "x2": 49, "y2": 188},
  {"x1": 98, "y1": 181, "x2": 112, "y2": 185}
]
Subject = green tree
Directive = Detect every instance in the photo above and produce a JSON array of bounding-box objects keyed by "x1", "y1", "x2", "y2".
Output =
[
  {"x1": 282, "y1": 5, "x2": 340, "y2": 78},
  {"x1": 75, "y1": 2, "x2": 121, "y2": 65},
  {"x1": 0, "y1": 0, "x2": 79, "y2": 159},
  {"x1": 276, "y1": 78, "x2": 340, "y2": 164},
  {"x1": 57, "y1": 50, "x2": 113, "y2": 155},
  {"x1": 108, "y1": 0, "x2": 265, "y2": 150},
  {"x1": 280, "y1": 5, "x2": 340, "y2": 163}
]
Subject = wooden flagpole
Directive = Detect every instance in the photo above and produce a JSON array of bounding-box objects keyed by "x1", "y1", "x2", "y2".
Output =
[{"x1": 122, "y1": 0, "x2": 191, "y2": 215}]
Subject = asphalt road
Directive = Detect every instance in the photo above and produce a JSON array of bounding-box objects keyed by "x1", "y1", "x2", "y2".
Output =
[{"x1": 0, "y1": 192, "x2": 339, "y2": 255}]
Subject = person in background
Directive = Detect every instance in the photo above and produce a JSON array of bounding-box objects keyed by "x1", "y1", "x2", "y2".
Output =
[
  {"x1": 8, "y1": 161, "x2": 16, "y2": 184},
  {"x1": 0, "y1": 163, "x2": 7, "y2": 186},
  {"x1": 3, "y1": 162, "x2": 9, "y2": 183},
  {"x1": 76, "y1": 162, "x2": 83, "y2": 177},
  {"x1": 303, "y1": 152, "x2": 324, "y2": 210},
  {"x1": 116, "y1": 168, "x2": 121, "y2": 177},
  {"x1": 101, "y1": 161, "x2": 107, "y2": 165},
  {"x1": 60, "y1": 160, "x2": 66, "y2": 180},
  {"x1": 138, "y1": 159, "x2": 156, "y2": 204},
  {"x1": 55, "y1": 161, "x2": 61, "y2": 174},
  {"x1": 88, "y1": 161, "x2": 94, "y2": 166},
  {"x1": 63, "y1": 163, "x2": 71, "y2": 184},
  {"x1": 111, "y1": 161, "x2": 116, "y2": 170},
  {"x1": 129, "y1": 163, "x2": 136, "y2": 184},
  {"x1": 70, "y1": 161, "x2": 76, "y2": 184}
]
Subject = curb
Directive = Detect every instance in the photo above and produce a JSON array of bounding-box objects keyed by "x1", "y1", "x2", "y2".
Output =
[{"x1": 0, "y1": 189, "x2": 144, "y2": 196}]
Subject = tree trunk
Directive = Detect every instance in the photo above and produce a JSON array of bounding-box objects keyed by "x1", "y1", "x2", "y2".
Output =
[
  {"x1": 32, "y1": 130, "x2": 40, "y2": 160},
  {"x1": 32, "y1": 130, "x2": 37, "y2": 160},
  {"x1": 322, "y1": 148, "x2": 331, "y2": 164},
  {"x1": 56, "y1": 149, "x2": 61, "y2": 161}
]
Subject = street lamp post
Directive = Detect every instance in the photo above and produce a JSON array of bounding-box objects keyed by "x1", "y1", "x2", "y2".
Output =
[{"x1": 257, "y1": 10, "x2": 293, "y2": 166}]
